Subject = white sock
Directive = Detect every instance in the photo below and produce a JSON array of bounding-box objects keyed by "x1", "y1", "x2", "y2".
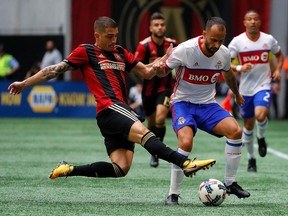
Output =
[
  {"x1": 168, "y1": 148, "x2": 189, "y2": 195},
  {"x1": 224, "y1": 138, "x2": 242, "y2": 186},
  {"x1": 256, "y1": 118, "x2": 268, "y2": 139},
  {"x1": 242, "y1": 127, "x2": 255, "y2": 159}
]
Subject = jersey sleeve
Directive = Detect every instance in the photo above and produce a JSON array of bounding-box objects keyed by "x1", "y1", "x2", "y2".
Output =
[
  {"x1": 223, "y1": 50, "x2": 231, "y2": 72},
  {"x1": 269, "y1": 35, "x2": 281, "y2": 55},
  {"x1": 228, "y1": 38, "x2": 239, "y2": 59},
  {"x1": 63, "y1": 45, "x2": 88, "y2": 69},
  {"x1": 165, "y1": 44, "x2": 185, "y2": 69},
  {"x1": 123, "y1": 48, "x2": 139, "y2": 71},
  {"x1": 134, "y1": 43, "x2": 146, "y2": 61}
]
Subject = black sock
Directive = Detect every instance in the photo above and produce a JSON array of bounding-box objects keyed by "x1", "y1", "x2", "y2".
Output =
[
  {"x1": 154, "y1": 124, "x2": 166, "y2": 142},
  {"x1": 141, "y1": 131, "x2": 186, "y2": 167},
  {"x1": 70, "y1": 162, "x2": 125, "y2": 178}
]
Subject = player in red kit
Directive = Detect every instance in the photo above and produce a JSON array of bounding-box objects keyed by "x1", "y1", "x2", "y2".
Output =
[
  {"x1": 8, "y1": 16, "x2": 215, "y2": 184},
  {"x1": 135, "y1": 12, "x2": 179, "y2": 167}
]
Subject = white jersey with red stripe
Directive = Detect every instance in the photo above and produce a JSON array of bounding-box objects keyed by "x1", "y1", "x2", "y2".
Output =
[
  {"x1": 228, "y1": 32, "x2": 281, "y2": 96},
  {"x1": 166, "y1": 36, "x2": 230, "y2": 104}
]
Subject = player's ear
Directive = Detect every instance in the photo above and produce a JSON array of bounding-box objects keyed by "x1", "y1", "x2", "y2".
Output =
[
  {"x1": 149, "y1": 25, "x2": 153, "y2": 33},
  {"x1": 202, "y1": 30, "x2": 207, "y2": 38},
  {"x1": 94, "y1": 32, "x2": 100, "y2": 39}
]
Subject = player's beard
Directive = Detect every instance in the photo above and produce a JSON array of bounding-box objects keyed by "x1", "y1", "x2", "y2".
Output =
[
  {"x1": 205, "y1": 40, "x2": 219, "y2": 55},
  {"x1": 153, "y1": 32, "x2": 165, "y2": 39}
]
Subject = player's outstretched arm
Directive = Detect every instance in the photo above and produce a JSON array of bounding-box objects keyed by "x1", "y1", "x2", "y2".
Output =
[
  {"x1": 131, "y1": 44, "x2": 173, "y2": 80},
  {"x1": 8, "y1": 62, "x2": 72, "y2": 95}
]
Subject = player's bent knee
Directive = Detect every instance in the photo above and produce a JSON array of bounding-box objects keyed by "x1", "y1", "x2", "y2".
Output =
[
  {"x1": 226, "y1": 126, "x2": 242, "y2": 139},
  {"x1": 112, "y1": 162, "x2": 128, "y2": 177}
]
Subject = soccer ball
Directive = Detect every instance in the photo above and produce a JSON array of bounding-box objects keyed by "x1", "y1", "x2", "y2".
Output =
[{"x1": 198, "y1": 178, "x2": 227, "y2": 206}]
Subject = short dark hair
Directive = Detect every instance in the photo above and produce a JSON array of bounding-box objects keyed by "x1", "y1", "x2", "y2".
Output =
[
  {"x1": 94, "y1": 16, "x2": 118, "y2": 32},
  {"x1": 205, "y1": 17, "x2": 226, "y2": 31},
  {"x1": 150, "y1": 12, "x2": 165, "y2": 22},
  {"x1": 244, "y1": 10, "x2": 260, "y2": 18}
]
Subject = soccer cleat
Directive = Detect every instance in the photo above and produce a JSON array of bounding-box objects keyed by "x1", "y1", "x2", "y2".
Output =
[
  {"x1": 257, "y1": 137, "x2": 267, "y2": 157},
  {"x1": 224, "y1": 182, "x2": 250, "y2": 198},
  {"x1": 150, "y1": 155, "x2": 159, "y2": 168},
  {"x1": 182, "y1": 158, "x2": 216, "y2": 177},
  {"x1": 49, "y1": 161, "x2": 74, "y2": 179},
  {"x1": 164, "y1": 194, "x2": 180, "y2": 205},
  {"x1": 247, "y1": 158, "x2": 257, "y2": 172}
]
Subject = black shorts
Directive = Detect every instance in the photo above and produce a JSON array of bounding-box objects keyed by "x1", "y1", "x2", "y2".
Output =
[
  {"x1": 142, "y1": 90, "x2": 171, "y2": 116},
  {"x1": 96, "y1": 103, "x2": 138, "y2": 155}
]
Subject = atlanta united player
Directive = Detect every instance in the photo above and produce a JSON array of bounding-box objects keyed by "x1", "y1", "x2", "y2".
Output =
[
  {"x1": 228, "y1": 10, "x2": 284, "y2": 172},
  {"x1": 135, "y1": 12, "x2": 179, "y2": 168},
  {"x1": 156, "y1": 17, "x2": 250, "y2": 205}
]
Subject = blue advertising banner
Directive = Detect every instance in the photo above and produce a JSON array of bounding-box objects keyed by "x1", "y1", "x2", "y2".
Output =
[{"x1": 0, "y1": 81, "x2": 96, "y2": 118}]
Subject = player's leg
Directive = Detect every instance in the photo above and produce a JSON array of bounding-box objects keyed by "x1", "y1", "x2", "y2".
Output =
[
  {"x1": 165, "y1": 126, "x2": 193, "y2": 205},
  {"x1": 50, "y1": 148, "x2": 133, "y2": 179},
  {"x1": 146, "y1": 113, "x2": 159, "y2": 167},
  {"x1": 165, "y1": 102, "x2": 215, "y2": 205},
  {"x1": 154, "y1": 92, "x2": 171, "y2": 142},
  {"x1": 240, "y1": 95, "x2": 257, "y2": 171},
  {"x1": 254, "y1": 90, "x2": 271, "y2": 157},
  {"x1": 142, "y1": 95, "x2": 159, "y2": 167},
  {"x1": 208, "y1": 104, "x2": 250, "y2": 198},
  {"x1": 50, "y1": 104, "x2": 137, "y2": 179},
  {"x1": 151, "y1": 93, "x2": 170, "y2": 167}
]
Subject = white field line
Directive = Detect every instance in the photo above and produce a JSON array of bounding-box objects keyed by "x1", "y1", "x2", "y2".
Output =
[{"x1": 254, "y1": 144, "x2": 288, "y2": 160}]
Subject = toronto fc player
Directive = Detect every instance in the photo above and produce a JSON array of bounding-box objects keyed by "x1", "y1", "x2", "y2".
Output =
[
  {"x1": 228, "y1": 10, "x2": 284, "y2": 172},
  {"x1": 156, "y1": 17, "x2": 250, "y2": 205}
]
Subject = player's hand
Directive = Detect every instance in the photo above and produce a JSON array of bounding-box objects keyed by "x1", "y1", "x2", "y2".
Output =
[
  {"x1": 166, "y1": 43, "x2": 173, "y2": 57},
  {"x1": 272, "y1": 69, "x2": 281, "y2": 82},
  {"x1": 234, "y1": 93, "x2": 245, "y2": 106},
  {"x1": 8, "y1": 81, "x2": 25, "y2": 95},
  {"x1": 241, "y1": 63, "x2": 253, "y2": 72}
]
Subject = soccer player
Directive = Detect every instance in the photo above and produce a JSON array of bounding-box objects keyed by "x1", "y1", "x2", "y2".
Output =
[
  {"x1": 153, "y1": 17, "x2": 250, "y2": 205},
  {"x1": 228, "y1": 10, "x2": 284, "y2": 172},
  {"x1": 134, "y1": 12, "x2": 179, "y2": 167},
  {"x1": 8, "y1": 16, "x2": 215, "y2": 181}
]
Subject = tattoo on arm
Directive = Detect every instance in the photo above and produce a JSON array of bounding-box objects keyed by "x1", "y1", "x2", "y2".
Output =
[{"x1": 41, "y1": 62, "x2": 71, "y2": 81}]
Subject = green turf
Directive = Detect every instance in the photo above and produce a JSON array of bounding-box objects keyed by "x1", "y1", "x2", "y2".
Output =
[{"x1": 0, "y1": 118, "x2": 288, "y2": 215}]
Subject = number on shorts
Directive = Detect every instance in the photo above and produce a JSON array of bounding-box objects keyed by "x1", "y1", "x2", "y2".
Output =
[{"x1": 263, "y1": 91, "x2": 270, "y2": 102}]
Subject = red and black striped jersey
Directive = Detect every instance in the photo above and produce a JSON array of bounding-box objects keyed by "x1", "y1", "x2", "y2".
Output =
[
  {"x1": 64, "y1": 44, "x2": 139, "y2": 114},
  {"x1": 135, "y1": 36, "x2": 178, "y2": 96}
]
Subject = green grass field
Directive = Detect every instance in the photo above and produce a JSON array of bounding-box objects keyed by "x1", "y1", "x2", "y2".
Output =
[{"x1": 1, "y1": 118, "x2": 288, "y2": 216}]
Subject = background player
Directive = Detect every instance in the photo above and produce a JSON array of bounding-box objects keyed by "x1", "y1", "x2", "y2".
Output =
[
  {"x1": 228, "y1": 10, "x2": 284, "y2": 172},
  {"x1": 134, "y1": 12, "x2": 179, "y2": 167}
]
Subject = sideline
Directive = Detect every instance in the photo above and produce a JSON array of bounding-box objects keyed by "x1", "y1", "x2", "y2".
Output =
[{"x1": 254, "y1": 144, "x2": 288, "y2": 160}]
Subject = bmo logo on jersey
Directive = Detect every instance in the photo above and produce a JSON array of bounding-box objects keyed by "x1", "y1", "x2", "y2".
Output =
[
  {"x1": 183, "y1": 69, "x2": 220, "y2": 85},
  {"x1": 240, "y1": 51, "x2": 269, "y2": 64}
]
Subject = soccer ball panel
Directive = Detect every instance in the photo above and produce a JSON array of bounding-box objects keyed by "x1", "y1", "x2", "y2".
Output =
[{"x1": 198, "y1": 178, "x2": 226, "y2": 206}]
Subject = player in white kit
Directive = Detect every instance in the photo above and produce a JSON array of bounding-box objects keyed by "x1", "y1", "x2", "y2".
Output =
[
  {"x1": 155, "y1": 17, "x2": 250, "y2": 205},
  {"x1": 228, "y1": 10, "x2": 284, "y2": 172}
]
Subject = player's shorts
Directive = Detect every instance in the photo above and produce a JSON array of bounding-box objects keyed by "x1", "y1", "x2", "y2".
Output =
[
  {"x1": 142, "y1": 90, "x2": 171, "y2": 116},
  {"x1": 96, "y1": 103, "x2": 137, "y2": 155},
  {"x1": 171, "y1": 101, "x2": 232, "y2": 137},
  {"x1": 239, "y1": 89, "x2": 272, "y2": 119}
]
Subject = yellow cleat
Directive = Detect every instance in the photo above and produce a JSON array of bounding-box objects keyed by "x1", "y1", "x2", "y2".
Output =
[
  {"x1": 49, "y1": 161, "x2": 74, "y2": 179},
  {"x1": 182, "y1": 158, "x2": 216, "y2": 177}
]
